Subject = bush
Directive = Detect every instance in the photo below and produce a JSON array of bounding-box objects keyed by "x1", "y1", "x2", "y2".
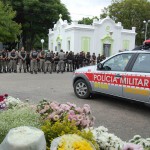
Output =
[
  {"x1": 0, "y1": 106, "x2": 42, "y2": 143},
  {"x1": 41, "y1": 118, "x2": 98, "y2": 150}
]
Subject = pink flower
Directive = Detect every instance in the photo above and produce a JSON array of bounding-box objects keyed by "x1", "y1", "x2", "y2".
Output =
[
  {"x1": 123, "y1": 143, "x2": 143, "y2": 150},
  {"x1": 68, "y1": 110, "x2": 75, "y2": 115},
  {"x1": 68, "y1": 114, "x2": 77, "y2": 121},
  {"x1": 83, "y1": 106, "x2": 91, "y2": 114},
  {"x1": 47, "y1": 112, "x2": 56, "y2": 120},
  {"x1": 81, "y1": 119, "x2": 88, "y2": 127},
  {"x1": 50, "y1": 102, "x2": 59, "y2": 110},
  {"x1": 67, "y1": 102, "x2": 76, "y2": 108},
  {"x1": 75, "y1": 107, "x2": 83, "y2": 113},
  {"x1": 60, "y1": 104, "x2": 70, "y2": 111},
  {"x1": 56, "y1": 108, "x2": 64, "y2": 114}
]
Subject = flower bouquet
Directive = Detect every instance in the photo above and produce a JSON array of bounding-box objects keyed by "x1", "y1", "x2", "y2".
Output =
[
  {"x1": 50, "y1": 134, "x2": 96, "y2": 150},
  {"x1": 37, "y1": 100, "x2": 95, "y2": 129}
]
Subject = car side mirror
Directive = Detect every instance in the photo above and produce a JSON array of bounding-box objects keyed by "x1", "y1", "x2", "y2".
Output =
[{"x1": 97, "y1": 63, "x2": 103, "y2": 70}]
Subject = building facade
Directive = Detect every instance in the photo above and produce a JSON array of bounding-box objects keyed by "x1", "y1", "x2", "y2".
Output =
[{"x1": 48, "y1": 15, "x2": 136, "y2": 57}]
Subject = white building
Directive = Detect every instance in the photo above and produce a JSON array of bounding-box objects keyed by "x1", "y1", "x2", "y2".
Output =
[{"x1": 48, "y1": 15, "x2": 136, "y2": 57}]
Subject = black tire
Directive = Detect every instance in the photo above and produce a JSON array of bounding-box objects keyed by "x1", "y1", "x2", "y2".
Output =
[{"x1": 74, "y1": 79, "x2": 90, "y2": 99}]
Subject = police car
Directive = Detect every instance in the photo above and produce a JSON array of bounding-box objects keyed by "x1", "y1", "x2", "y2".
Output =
[{"x1": 73, "y1": 41, "x2": 150, "y2": 104}]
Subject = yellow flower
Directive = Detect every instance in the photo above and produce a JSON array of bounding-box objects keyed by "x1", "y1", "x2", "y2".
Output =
[{"x1": 57, "y1": 134, "x2": 95, "y2": 150}]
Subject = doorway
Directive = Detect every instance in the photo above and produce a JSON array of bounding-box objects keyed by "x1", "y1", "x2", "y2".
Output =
[
  {"x1": 57, "y1": 42, "x2": 61, "y2": 52},
  {"x1": 103, "y1": 44, "x2": 111, "y2": 57}
]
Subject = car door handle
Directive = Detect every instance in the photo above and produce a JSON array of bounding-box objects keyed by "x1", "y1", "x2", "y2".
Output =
[{"x1": 115, "y1": 74, "x2": 122, "y2": 78}]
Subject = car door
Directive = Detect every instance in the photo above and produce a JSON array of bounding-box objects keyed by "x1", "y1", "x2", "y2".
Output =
[
  {"x1": 123, "y1": 53, "x2": 150, "y2": 103},
  {"x1": 93, "y1": 53, "x2": 133, "y2": 97}
]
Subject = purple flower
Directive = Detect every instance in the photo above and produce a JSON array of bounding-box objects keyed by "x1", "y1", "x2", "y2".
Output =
[{"x1": 123, "y1": 143, "x2": 143, "y2": 150}]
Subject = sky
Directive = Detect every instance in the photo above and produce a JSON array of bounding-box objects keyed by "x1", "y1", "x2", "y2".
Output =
[{"x1": 61, "y1": 0, "x2": 112, "y2": 21}]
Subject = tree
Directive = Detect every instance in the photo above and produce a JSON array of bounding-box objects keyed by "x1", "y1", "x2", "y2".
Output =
[
  {"x1": 1, "y1": 0, "x2": 71, "y2": 50},
  {"x1": 100, "y1": 0, "x2": 150, "y2": 45},
  {"x1": 0, "y1": 1, "x2": 21, "y2": 43},
  {"x1": 78, "y1": 16, "x2": 99, "y2": 25}
]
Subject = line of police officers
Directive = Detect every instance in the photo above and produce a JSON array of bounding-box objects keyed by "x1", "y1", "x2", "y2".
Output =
[{"x1": 0, "y1": 47, "x2": 105, "y2": 74}]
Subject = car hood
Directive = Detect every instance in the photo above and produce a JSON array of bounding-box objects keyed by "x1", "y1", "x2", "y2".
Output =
[{"x1": 75, "y1": 66, "x2": 96, "y2": 73}]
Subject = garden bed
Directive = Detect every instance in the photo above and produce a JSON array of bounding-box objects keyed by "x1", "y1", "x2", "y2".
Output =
[{"x1": 0, "y1": 95, "x2": 149, "y2": 150}]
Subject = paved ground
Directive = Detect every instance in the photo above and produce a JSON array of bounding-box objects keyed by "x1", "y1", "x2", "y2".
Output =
[{"x1": 0, "y1": 72, "x2": 150, "y2": 141}]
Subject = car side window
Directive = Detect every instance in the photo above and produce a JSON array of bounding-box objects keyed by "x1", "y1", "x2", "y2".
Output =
[
  {"x1": 132, "y1": 53, "x2": 150, "y2": 73},
  {"x1": 102, "y1": 53, "x2": 132, "y2": 71}
]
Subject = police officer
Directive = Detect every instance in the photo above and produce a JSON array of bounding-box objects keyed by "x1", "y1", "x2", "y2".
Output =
[
  {"x1": 18, "y1": 47, "x2": 27, "y2": 73},
  {"x1": 50, "y1": 50, "x2": 54, "y2": 71},
  {"x1": 53, "y1": 52, "x2": 59, "y2": 72},
  {"x1": 30, "y1": 48, "x2": 38, "y2": 74},
  {"x1": 44, "y1": 50, "x2": 53, "y2": 74},
  {"x1": 86, "y1": 52, "x2": 91, "y2": 66},
  {"x1": 78, "y1": 52, "x2": 84, "y2": 68},
  {"x1": 9, "y1": 49, "x2": 18, "y2": 73},
  {"x1": 38, "y1": 49, "x2": 45, "y2": 72},
  {"x1": 57, "y1": 49, "x2": 66, "y2": 73},
  {"x1": 67, "y1": 51, "x2": 73, "y2": 72},
  {"x1": 1, "y1": 49, "x2": 7, "y2": 73},
  {"x1": 26, "y1": 51, "x2": 30, "y2": 72},
  {"x1": 74, "y1": 53, "x2": 79, "y2": 70},
  {"x1": 91, "y1": 53, "x2": 96, "y2": 65},
  {"x1": 6, "y1": 50, "x2": 10, "y2": 72},
  {"x1": 100, "y1": 55, "x2": 106, "y2": 61},
  {"x1": 97, "y1": 54, "x2": 101, "y2": 64}
]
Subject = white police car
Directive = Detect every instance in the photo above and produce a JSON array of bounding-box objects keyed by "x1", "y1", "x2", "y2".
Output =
[{"x1": 73, "y1": 43, "x2": 150, "y2": 104}]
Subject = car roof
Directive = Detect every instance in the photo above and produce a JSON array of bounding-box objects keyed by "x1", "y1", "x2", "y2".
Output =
[{"x1": 120, "y1": 50, "x2": 150, "y2": 54}]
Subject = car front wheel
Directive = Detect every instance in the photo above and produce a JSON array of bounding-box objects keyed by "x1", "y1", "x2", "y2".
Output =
[{"x1": 74, "y1": 79, "x2": 90, "y2": 99}]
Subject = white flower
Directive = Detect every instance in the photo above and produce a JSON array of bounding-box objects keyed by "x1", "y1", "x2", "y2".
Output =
[
  {"x1": 5, "y1": 96, "x2": 26, "y2": 109},
  {"x1": 91, "y1": 126, "x2": 124, "y2": 150}
]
